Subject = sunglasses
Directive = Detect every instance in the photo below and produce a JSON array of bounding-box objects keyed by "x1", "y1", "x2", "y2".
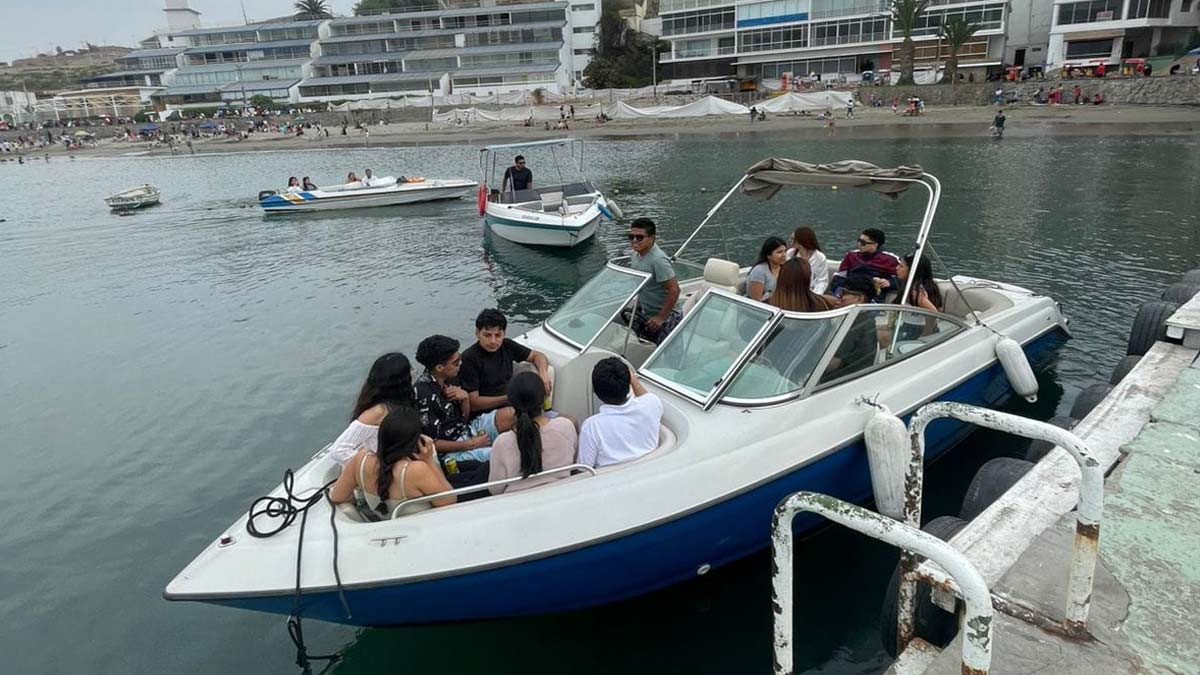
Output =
[
  {"x1": 857, "y1": 238, "x2": 876, "y2": 246},
  {"x1": 627, "y1": 233, "x2": 648, "y2": 242}
]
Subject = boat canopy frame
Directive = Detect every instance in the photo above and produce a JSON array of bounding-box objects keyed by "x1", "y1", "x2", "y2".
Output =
[{"x1": 479, "y1": 138, "x2": 586, "y2": 195}]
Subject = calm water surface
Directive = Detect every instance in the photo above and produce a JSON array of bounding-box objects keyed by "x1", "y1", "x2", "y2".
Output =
[{"x1": 2, "y1": 133, "x2": 1199, "y2": 674}]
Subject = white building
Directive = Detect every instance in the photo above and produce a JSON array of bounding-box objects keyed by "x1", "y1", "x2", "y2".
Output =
[
  {"x1": 1048, "y1": 0, "x2": 1200, "y2": 68},
  {"x1": 0, "y1": 90, "x2": 38, "y2": 124},
  {"x1": 1005, "y1": 0, "x2": 1056, "y2": 68}
]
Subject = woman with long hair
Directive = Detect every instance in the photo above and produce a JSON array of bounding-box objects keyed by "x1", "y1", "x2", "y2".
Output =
[
  {"x1": 330, "y1": 407, "x2": 455, "y2": 519},
  {"x1": 895, "y1": 253, "x2": 943, "y2": 311},
  {"x1": 745, "y1": 236, "x2": 788, "y2": 302},
  {"x1": 488, "y1": 371, "x2": 577, "y2": 495},
  {"x1": 329, "y1": 353, "x2": 415, "y2": 465},
  {"x1": 285, "y1": 176, "x2": 301, "y2": 194},
  {"x1": 788, "y1": 226, "x2": 830, "y2": 294},
  {"x1": 770, "y1": 258, "x2": 836, "y2": 312}
]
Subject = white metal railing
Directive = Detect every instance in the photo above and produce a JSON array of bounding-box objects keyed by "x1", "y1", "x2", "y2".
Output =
[
  {"x1": 390, "y1": 463, "x2": 597, "y2": 517},
  {"x1": 772, "y1": 492, "x2": 994, "y2": 675},
  {"x1": 660, "y1": 0, "x2": 736, "y2": 14},
  {"x1": 662, "y1": 45, "x2": 736, "y2": 61}
]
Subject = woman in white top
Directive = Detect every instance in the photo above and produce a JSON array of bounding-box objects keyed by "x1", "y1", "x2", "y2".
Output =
[
  {"x1": 330, "y1": 406, "x2": 455, "y2": 519},
  {"x1": 488, "y1": 372, "x2": 578, "y2": 495},
  {"x1": 788, "y1": 226, "x2": 830, "y2": 294},
  {"x1": 329, "y1": 353, "x2": 416, "y2": 465},
  {"x1": 285, "y1": 176, "x2": 302, "y2": 195},
  {"x1": 745, "y1": 236, "x2": 788, "y2": 302}
]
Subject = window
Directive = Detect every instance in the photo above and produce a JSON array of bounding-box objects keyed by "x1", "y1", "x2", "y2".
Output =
[
  {"x1": 545, "y1": 266, "x2": 648, "y2": 348},
  {"x1": 738, "y1": 25, "x2": 808, "y2": 52},
  {"x1": 1065, "y1": 38, "x2": 1114, "y2": 58},
  {"x1": 1183, "y1": 0, "x2": 1193, "y2": 11},
  {"x1": 572, "y1": 3, "x2": 596, "y2": 10},
  {"x1": 809, "y1": 0, "x2": 889, "y2": 20},
  {"x1": 805, "y1": 16, "x2": 888, "y2": 47},
  {"x1": 574, "y1": 25, "x2": 595, "y2": 33},
  {"x1": 1056, "y1": 0, "x2": 1122, "y2": 24},
  {"x1": 736, "y1": 0, "x2": 808, "y2": 26},
  {"x1": 817, "y1": 306, "x2": 963, "y2": 386},
  {"x1": 725, "y1": 315, "x2": 843, "y2": 399},
  {"x1": 759, "y1": 54, "x2": 859, "y2": 78},
  {"x1": 574, "y1": 48, "x2": 591, "y2": 55},
  {"x1": 662, "y1": 7, "x2": 736, "y2": 35},
  {"x1": 641, "y1": 293, "x2": 777, "y2": 406},
  {"x1": 1127, "y1": 0, "x2": 1171, "y2": 17},
  {"x1": 913, "y1": 3, "x2": 1003, "y2": 35}
]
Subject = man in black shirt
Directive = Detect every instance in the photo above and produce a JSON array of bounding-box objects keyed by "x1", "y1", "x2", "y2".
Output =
[
  {"x1": 459, "y1": 309, "x2": 552, "y2": 426},
  {"x1": 501, "y1": 155, "x2": 533, "y2": 192}
]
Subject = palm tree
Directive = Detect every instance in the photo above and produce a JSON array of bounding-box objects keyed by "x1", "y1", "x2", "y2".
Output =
[
  {"x1": 294, "y1": 0, "x2": 333, "y2": 19},
  {"x1": 890, "y1": 0, "x2": 930, "y2": 85},
  {"x1": 939, "y1": 18, "x2": 979, "y2": 85}
]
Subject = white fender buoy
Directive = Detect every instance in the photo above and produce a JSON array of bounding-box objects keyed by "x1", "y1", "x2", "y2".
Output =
[
  {"x1": 996, "y1": 336, "x2": 1038, "y2": 403},
  {"x1": 863, "y1": 404, "x2": 909, "y2": 521},
  {"x1": 607, "y1": 198, "x2": 624, "y2": 219}
]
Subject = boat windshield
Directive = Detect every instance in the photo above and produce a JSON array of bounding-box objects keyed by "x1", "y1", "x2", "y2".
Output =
[
  {"x1": 639, "y1": 290, "x2": 778, "y2": 408},
  {"x1": 724, "y1": 313, "x2": 845, "y2": 400},
  {"x1": 544, "y1": 263, "x2": 649, "y2": 350}
]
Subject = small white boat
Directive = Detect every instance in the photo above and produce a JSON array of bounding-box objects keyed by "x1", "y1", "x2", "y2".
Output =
[
  {"x1": 259, "y1": 176, "x2": 476, "y2": 214},
  {"x1": 166, "y1": 159, "x2": 1069, "y2": 628},
  {"x1": 105, "y1": 184, "x2": 160, "y2": 210},
  {"x1": 480, "y1": 139, "x2": 618, "y2": 248}
]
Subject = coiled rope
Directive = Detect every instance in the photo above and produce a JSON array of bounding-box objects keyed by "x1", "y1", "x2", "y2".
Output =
[{"x1": 247, "y1": 469, "x2": 352, "y2": 675}]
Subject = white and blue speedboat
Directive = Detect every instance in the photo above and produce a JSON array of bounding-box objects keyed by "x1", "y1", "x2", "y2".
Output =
[
  {"x1": 259, "y1": 176, "x2": 476, "y2": 214},
  {"x1": 166, "y1": 159, "x2": 1069, "y2": 626},
  {"x1": 479, "y1": 139, "x2": 618, "y2": 248}
]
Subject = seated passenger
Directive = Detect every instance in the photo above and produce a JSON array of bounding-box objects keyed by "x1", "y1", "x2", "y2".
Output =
[
  {"x1": 302, "y1": 176, "x2": 318, "y2": 191},
  {"x1": 285, "y1": 176, "x2": 302, "y2": 194},
  {"x1": 578, "y1": 357, "x2": 663, "y2": 468},
  {"x1": 787, "y1": 226, "x2": 830, "y2": 294},
  {"x1": 329, "y1": 353, "x2": 415, "y2": 465},
  {"x1": 329, "y1": 406, "x2": 455, "y2": 519},
  {"x1": 346, "y1": 171, "x2": 359, "y2": 184},
  {"x1": 413, "y1": 334, "x2": 497, "y2": 465},
  {"x1": 459, "y1": 309, "x2": 551, "y2": 431},
  {"x1": 361, "y1": 168, "x2": 377, "y2": 187},
  {"x1": 821, "y1": 276, "x2": 879, "y2": 379},
  {"x1": 832, "y1": 228, "x2": 900, "y2": 298},
  {"x1": 890, "y1": 253, "x2": 945, "y2": 342},
  {"x1": 488, "y1": 372, "x2": 578, "y2": 494},
  {"x1": 745, "y1": 236, "x2": 788, "y2": 302},
  {"x1": 770, "y1": 257, "x2": 836, "y2": 312}
]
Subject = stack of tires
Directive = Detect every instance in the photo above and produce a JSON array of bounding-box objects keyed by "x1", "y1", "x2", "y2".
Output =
[{"x1": 879, "y1": 269, "x2": 1199, "y2": 656}]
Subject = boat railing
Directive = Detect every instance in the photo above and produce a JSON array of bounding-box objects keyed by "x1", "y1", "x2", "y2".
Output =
[{"x1": 389, "y1": 463, "x2": 598, "y2": 519}]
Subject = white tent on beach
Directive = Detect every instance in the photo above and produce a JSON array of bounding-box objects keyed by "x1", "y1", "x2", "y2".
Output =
[
  {"x1": 754, "y1": 90, "x2": 853, "y2": 113},
  {"x1": 611, "y1": 95, "x2": 749, "y2": 119}
]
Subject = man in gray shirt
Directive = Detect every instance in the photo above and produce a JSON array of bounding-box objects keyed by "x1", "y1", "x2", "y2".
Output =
[{"x1": 628, "y1": 217, "x2": 681, "y2": 343}]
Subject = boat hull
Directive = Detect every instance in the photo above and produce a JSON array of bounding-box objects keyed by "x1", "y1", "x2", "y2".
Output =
[
  {"x1": 485, "y1": 210, "x2": 601, "y2": 248},
  {"x1": 260, "y1": 182, "x2": 475, "y2": 214},
  {"x1": 201, "y1": 328, "x2": 1066, "y2": 626}
]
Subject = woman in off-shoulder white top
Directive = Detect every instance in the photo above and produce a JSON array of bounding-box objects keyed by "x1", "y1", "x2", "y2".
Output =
[{"x1": 330, "y1": 352, "x2": 416, "y2": 465}]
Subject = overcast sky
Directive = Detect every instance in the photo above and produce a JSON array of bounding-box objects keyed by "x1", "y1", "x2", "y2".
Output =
[{"x1": 0, "y1": 0, "x2": 357, "y2": 63}]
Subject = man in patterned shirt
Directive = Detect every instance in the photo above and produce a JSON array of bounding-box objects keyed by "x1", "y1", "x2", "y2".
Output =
[{"x1": 414, "y1": 334, "x2": 503, "y2": 466}]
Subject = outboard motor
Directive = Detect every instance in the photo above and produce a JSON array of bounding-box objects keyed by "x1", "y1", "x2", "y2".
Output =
[
  {"x1": 996, "y1": 336, "x2": 1038, "y2": 403},
  {"x1": 258, "y1": 190, "x2": 277, "y2": 201}
]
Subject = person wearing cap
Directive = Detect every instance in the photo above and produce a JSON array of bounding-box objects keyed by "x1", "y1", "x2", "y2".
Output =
[{"x1": 819, "y1": 275, "x2": 880, "y2": 381}]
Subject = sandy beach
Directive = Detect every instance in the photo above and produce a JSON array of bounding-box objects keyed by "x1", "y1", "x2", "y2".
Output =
[{"x1": 7, "y1": 103, "x2": 1200, "y2": 160}]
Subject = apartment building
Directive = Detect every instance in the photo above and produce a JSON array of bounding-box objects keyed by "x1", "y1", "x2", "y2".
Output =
[
  {"x1": 658, "y1": 0, "x2": 1010, "y2": 84},
  {"x1": 1047, "y1": 0, "x2": 1200, "y2": 67}
]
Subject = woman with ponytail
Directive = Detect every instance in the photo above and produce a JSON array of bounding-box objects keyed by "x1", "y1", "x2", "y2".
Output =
[
  {"x1": 330, "y1": 406, "x2": 455, "y2": 519},
  {"x1": 329, "y1": 352, "x2": 415, "y2": 466},
  {"x1": 487, "y1": 371, "x2": 577, "y2": 495}
]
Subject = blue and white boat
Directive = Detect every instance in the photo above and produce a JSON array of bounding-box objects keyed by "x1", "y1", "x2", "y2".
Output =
[
  {"x1": 479, "y1": 139, "x2": 616, "y2": 248},
  {"x1": 259, "y1": 176, "x2": 476, "y2": 214},
  {"x1": 165, "y1": 159, "x2": 1069, "y2": 626}
]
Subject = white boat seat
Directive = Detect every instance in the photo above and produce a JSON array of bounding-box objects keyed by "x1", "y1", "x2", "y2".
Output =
[
  {"x1": 540, "y1": 191, "x2": 565, "y2": 211},
  {"x1": 552, "y1": 348, "x2": 621, "y2": 423},
  {"x1": 561, "y1": 182, "x2": 592, "y2": 197},
  {"x1": 681, "y1": 257, "x2": 742, "y2": 315},
  {"x1": 938, "y1": 283, "x2": 1014, "y2": 320}
]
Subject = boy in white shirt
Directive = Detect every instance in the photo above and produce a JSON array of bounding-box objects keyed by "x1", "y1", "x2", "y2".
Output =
[{"x1": 578, "y1": 357, "x2": 663, "y2": 468}]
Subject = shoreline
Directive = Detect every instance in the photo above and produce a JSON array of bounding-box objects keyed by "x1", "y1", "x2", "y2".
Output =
[{"x1": 6, "y1": 104, "x2": 1200, "y2": 160}]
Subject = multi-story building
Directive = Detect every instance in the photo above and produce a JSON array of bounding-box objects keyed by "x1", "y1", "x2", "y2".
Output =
[
  {"x1": 82, "y1": 46, "x2": 186, "y2": 89},
  {"x1": 1, "y1": 90, "x2": 37, "y2": 124},
  {"x1": 296, "y1": 0, "x2": 599, "y2": 102},
  {"x1": 658, "y1": 0, "x2": 1010, "y2": 85},
  {"x1": 1047, "y1": 0, "x2": 1200, "y2": 68}
]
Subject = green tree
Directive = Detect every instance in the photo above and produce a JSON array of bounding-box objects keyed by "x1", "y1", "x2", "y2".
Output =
[
  {"x1": 890, "y1": 0, "x2": 930, "y2": 85},
  {"x1": 294, "y1": 0, "x2": 333, "y2": 19},
  {"x1": 583, "y1": 2, "x2": 662, "y2": 89},
  {"x1": 352, "y1": 0, "x2": 427, "y2": 14},
  {"x1": 249, "y1": 94, "x2": 279, "y2": 109},
  {"x1": 939, "y1": 18, "x2": 979, "y2": 85}
]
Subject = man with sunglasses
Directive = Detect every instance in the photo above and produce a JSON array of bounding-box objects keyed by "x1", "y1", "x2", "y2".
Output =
[
  {"x1": 832, "y1": 227, "x2": 900, "y2": 299},
  {"x1": 502, "y1": 155, "x2": 533, "y2": 193},
  {"x1": 628, "y1": 218, "x2": 681, "y2": 343}
]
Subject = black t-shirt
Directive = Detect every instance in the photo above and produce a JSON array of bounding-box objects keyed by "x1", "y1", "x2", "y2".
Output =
[
  {"x1": 459, "y1": 338, "x2": 532, "y2": 399},
  {"x1": 503, "y1": 166, "x2": 533, "y2": 191}
]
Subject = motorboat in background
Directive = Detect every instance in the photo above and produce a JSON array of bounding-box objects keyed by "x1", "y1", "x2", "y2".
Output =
[
  {"x1": 479, "y1": 139, "x2": 620, "y2": 248},
  {"x1": 258, "y1": 176, "x2": 476, "y2": 214},
  {"x1": 166, "y1": 159, "x2": 1069, "y2": 627},
  {"x1": 105, "y1": 184, "x2": 161, "y2": 211}
]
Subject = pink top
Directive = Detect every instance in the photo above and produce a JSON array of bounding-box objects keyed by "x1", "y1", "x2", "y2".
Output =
[{"x1": 488, "y1": 417, "x2": 578, "y2": 494}]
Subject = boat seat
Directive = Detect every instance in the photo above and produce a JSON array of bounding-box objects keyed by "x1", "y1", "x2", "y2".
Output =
[
  {"x1": 561, "y1": 182, "x2": 592, "y2": 197},
  {"x1": 938, "y1": 283, "x2": 1014, "y2": 320},
  {"x1": 681, "y1": 257, "x2": 742, "y2": 315},
  {"x1": 540, "y1": 191, "x2": 565, "y2": 212},
  {"x1": 552, "y1": 348, "x2": 620, "y2": 423}
]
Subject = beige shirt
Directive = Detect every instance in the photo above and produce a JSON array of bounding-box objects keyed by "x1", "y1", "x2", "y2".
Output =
[{"x1": 488, "y1": 417, "x2": 578, "y2": 494}]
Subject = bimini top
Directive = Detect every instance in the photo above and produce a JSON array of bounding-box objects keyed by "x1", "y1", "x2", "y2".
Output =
[
  {"x1": 482, "y1": 138, "x2": 577, "y2": 151},
  {"x1": 741, "y1": 158, "x2": 925, "y2": 200}
]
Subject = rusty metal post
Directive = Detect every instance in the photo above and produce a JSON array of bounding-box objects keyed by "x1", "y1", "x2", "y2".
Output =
[
  {"x1": 772, "y1": 492, "x2": 993, "y2": 675},
  {"x1": 908, "y1": 401, "x2": 1103, "y2": 635}
]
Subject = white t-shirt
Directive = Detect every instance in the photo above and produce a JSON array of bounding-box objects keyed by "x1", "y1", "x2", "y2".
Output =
[
  {"x1": 578, "y1": 393, "x2": 664, "y2": 468},
  {"x1": 785, "y1": 248, "x2": 830, "y2": 294}
]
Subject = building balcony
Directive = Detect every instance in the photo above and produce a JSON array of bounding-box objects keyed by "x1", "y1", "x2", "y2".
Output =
[{"x1": 660, "y1": 45, "x2": 736, "y2": 61}]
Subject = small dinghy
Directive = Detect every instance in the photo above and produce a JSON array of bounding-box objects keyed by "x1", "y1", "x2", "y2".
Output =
[
  {"x1": 258, "y1": 176, "x2": 476, "y2": 214},
  {"x1": 167, "y1": 159, "x2": 1069, "y2": 628},
  {"x1": 105, "y1": 184, "x2": 160, "y2": 210}
]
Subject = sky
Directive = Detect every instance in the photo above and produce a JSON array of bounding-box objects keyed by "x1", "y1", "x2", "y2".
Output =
[{"x1": 0, "y1": 0, "x2": 356, "y2": 64}]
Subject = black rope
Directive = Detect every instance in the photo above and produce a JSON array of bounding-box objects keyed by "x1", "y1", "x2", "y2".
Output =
[{"x1": 246, "y1": 469, "x2": 352, "y2": 674}]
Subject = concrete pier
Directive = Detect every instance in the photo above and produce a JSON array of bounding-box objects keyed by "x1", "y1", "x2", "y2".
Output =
[{"x1": 887, "y1": 294, "x2": 1200, "y2": 675}]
